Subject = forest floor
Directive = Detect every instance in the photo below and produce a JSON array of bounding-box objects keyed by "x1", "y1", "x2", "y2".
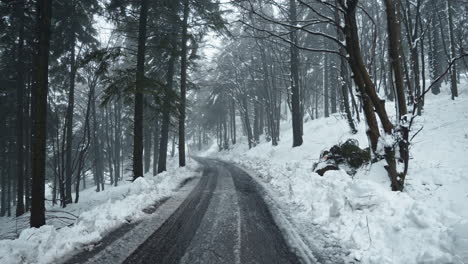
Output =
[
  {"x1": 206, "y1": 82, "x2": 468, "y2": 264},
  {"x1": 0, "y1": 158, "x2": 201, "y2": 264}
]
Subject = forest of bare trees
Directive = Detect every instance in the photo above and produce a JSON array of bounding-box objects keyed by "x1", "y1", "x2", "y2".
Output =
[
  {"x1": 0, "y1": 0, "x2": 467, "y2": 229},
  {"x1": 196, "y1": 0, "x2": 468, "y2": 192}
]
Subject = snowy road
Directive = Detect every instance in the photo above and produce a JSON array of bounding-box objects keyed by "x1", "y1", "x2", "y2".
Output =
[{"x1": 123, "y1": 158, "x2": 303, "y2": 264}]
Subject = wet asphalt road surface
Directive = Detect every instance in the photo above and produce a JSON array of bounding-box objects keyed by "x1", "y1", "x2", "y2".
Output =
[{"x1": 123, "y1": 158, "x2": 302, "y2": 264}]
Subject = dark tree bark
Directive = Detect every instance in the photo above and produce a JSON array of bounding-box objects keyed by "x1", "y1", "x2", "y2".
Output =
[
  {"x1": 1, "y1": 156, "x2": 7, "y2": 216},
  {"x1": 334, "y1": 2, "x2": 357, "y2": 133},
  {"x1": 223, "y1": 112, "x2": 229, "y2": 149},
  {"x1": 342, "y1": 0, "x2": 382, "y2": 152},
  {"x1": 178, "y1": 0, "x2": 189, "y2": 167},
  {"x1": 428, "y1": 4, "x2": 443, "y2": 95},
  {"x1": 289, "y1": 0, "x2": 303, "y2": 147},
  {"x1": 91, "y1": 85, "x2": 104, "y2": 192},
  {"x1": 198, "y1": 126, "x2": 202, "y2": 151},
  {"x1": 384, "y1": 0, "x2": 409, "y2": 191},
  {"x1": 253, "y1": 100, "x2": 260, "y2": 144},
  {"x1": 340, "y1": 0, "x2": 408, "y2": 191},
  {"x1": 259, "y1": 105, "x2": 264, "y2": 136},
  {"x1": 51, "y1": 120, "x2": 59, "y2": 205},
  {"x1": 31, "y1": 0, "x2": 52, "y2": 228},
  {"x1": 217, "y1": 117, "x2": 221, "y2": 151},
  {"x1": 64, "y1": 46, "x2": 75, "y2": 204},
  {"x1": 24, "y1": 80, "x2": 32, "y2": 211},
  {"x1": 152, "y1": 115, "x2": 160, "y2": 176},
  {"x1": 323, "y1": 51, "x2": 330, "y2": 118},
  {"x1": 329, "y1": 55, "x2": 338, "y2": 114},
  {"x1": 259, "y1": 43, "x2": 278, "y2": 146},
  {"x1": 7, "y1": 159, "x2": 11, "y2": 217},
  {"x1": 158, "y1": 1, "x2": 179, "y2": 173},
  {"x1": 419, "y1": 20, "x2": 426, "y2": 113},
  {"x1": 446, "y1": 0, "x2": 458, "y2": 99},
  {"x1": 144, "y1": 116, "x2": 152, "y2": 174},
  {"x1": 384, "y1": 0, "x2": 407, "y2": 119},
  {"x1": 242, "y1": 95, "x2": 254, "y2": 149},
  {"x1": 133, "y1": 0, "x2": 149, "y2": 180},
  {"x1": 230, "y1": 99, "x2": 236, "y2": 145},
  {"x1": 158, "y1": 53, "x2": 177, "y2": 172},
  {"x1": 340, "y1": 59, "x2": 357, "y2": 133},
  {"x1": 74, "y1": 80, "x2": 92, "y2": 203},
  {"x1": 15, "y1": 0, "x2": 26, "y2": 217},
  {"x1": 105, "y1": 106, "x2": 114, "y2": 185},
  {"x1": 401, "y1": 0, "x2": 422, "y2": 114},
  {"x1": 171, "y1": 133, "x2": 176, "y2": 158},
  {"x1": 114, "y1": 99, "x2": 122, "y2": 185},
  {"x1": 65, "y1": 2, "x2": 77, "y2": 205}
]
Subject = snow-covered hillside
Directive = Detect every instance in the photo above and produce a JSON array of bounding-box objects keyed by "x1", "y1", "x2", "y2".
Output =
[
  {"x1": 208, "y1": 86, "x2": 468, "y2": 263},
  {"x1": 0, "y1": 159, "x2": 200, "y2": 264}
]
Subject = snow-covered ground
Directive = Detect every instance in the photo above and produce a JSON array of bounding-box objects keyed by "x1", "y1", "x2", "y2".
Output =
[
  {"x1": 0, "y1": 158, "x2": 200, "y2": 264},
  {"x1": 207, "y1": 82, "x2": 468, "y2": 263}
]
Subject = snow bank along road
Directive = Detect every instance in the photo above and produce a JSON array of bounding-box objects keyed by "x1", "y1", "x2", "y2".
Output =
[
  {"x1": 66, "y1": 158, "x2": 308, "y2": 264},
  {"x1": 122, "y1": 157, "x2": 306, "y2": 264}
]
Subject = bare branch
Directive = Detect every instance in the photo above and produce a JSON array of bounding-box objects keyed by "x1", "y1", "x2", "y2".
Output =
[{"x1": 237, "y1": 19, "x2": 344, "y2": 57}]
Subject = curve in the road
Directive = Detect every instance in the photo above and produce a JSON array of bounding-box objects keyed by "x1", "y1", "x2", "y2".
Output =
[{"x1": 124, "y1": 158, "x2": 303, "y2": 264}]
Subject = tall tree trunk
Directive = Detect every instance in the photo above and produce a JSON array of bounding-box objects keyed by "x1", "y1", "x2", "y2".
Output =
[
  {"x1": 114, "y1": 99, "x2": 121, "y2": 186},
  {"x1": 223, "y1": 113, "x2": 228, "y2": 149},
  {"x1": 230, "y1": 99, "x2": 236, "y2": 145},
  {"x1": 330, "y1": 56, "x2": 338, "y2": 114},
  {"x1": 419, "y1": 20, "x2": 426, "y2": 114},
  {"x1": 24, "y1": 85, "x2": 31, "y2": 211},
  {"x1": 253, "y1": 101, "x2": 260, "y2": 144},
  {"x1": 1, "y1": 156, "x2": 6, "y2": 216},
  {"x1": 152, "y1": 115, "x2": 160, "y2": 176},
  {"x1": 178, "y1": 0, "x2": 189, "y2": 167},
  {"x1": 105, "y1": 107, "x2": 114, "y2": 184},
  {"x1": 335, "y1": 2, "x2": 357, "y2": 134},
  {"x1": 24, "y1": 76, "x2": 32, "y2": 211},
  {"x1": 323, "y1": 51, "x2": 330, "y2": 118},
  {"x1": 158, "y1": 1, "x2": 179, "y2": 173},
  {"x1": 259, "y1": 105, "x2": 264, "y2": 136},
  {"x1": 143, "y1": 118, "x2": 152, "y2": 174},
  {"x1": 82, "y1": 169, "x2": 86, "y2": 189},
  {"x1": 59, "y1": 115, "x2": 67, "y2": 205},
  {"x1": 384, "y1": 0, "x2": 407, "y2": 119},
  {"x1": 428, "y1": 5, "x2": 443, "y2": 95},
  {"x1": 342, "y1": 1, "x2": 383, "y2": 152},
  {"x1": 31, "y1": 0, "x2": 52, "y2": 228},
  {"x1": 91, "y1": 86, "x2": 103, "y2": 192},
  {"x1": 340, "y1": 61, "x2": 357, "y2": 133},
  {"x1": 384, "y1": 0, "x2": 409, "y2": 191},
  {"x1": 51, "y1": 122, "x2": 59, "y2": 205},
  {"x1": 259, "y1": 44, "x2": 278, "y2": 146},
  {"x1": 198, "y1": 126, "x2": 202, "y2": 151},
  {"x1": 133, "y1": 0, "x2": 149, "y2": 180},
  {"x1": 402, "y1": 0, "x2": 422, "y2": 114},
  {"x1": 158, "y1": 59, "x2": 176, "y2": 173},
  {"x1": 447, "y1": 0, "x2": 458, "y2": 99},
  {"x1": 7, "y1": 159, "x2": 11, "y2": 217},
  {"x1": 242, "y1": 95, "x2": 254, "y2": 149},
  {"x1": 65, "y1": 2, "x2": 77, "y2": 204},
  {"x1": 339, "y1": 0, "x2": 409, "y2": 191},
  {"x1": 15, "y1": 0, "x2": 26, "y2": 217},
  {"x1": 289, "y1": 0, "x2": 303, "y2": 147},
  {"x1": 217, "y1": 118, "x2": 221, "y2": 151},
  {"x1": 171, "y1": 133, "x2": 176, "y2": 158},
  {"x1": 74, "y1": 83, "x2": 92, "y2": 203}
]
